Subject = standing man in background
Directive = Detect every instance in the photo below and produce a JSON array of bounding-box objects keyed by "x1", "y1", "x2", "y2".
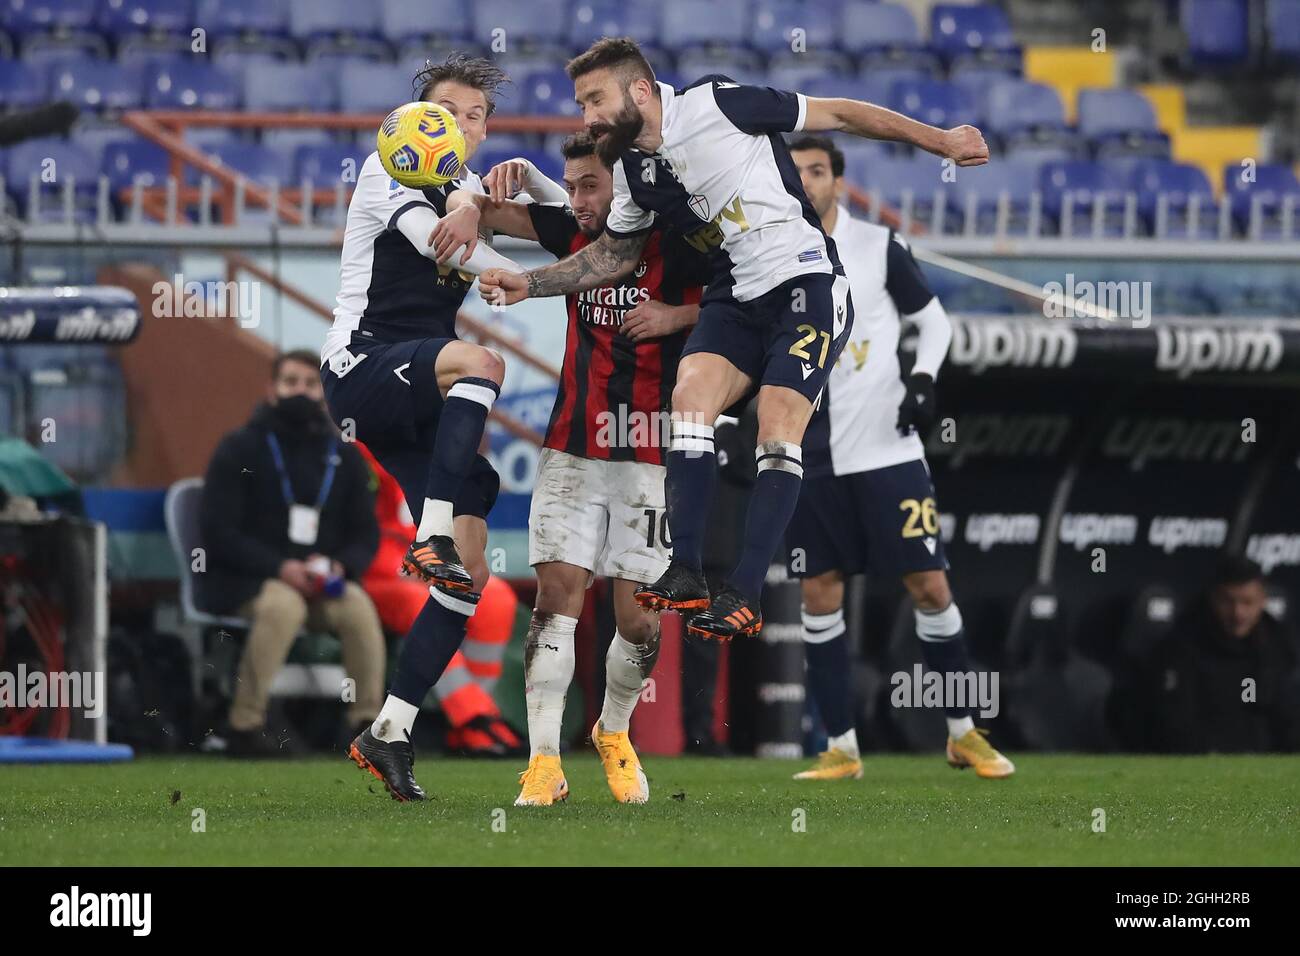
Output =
[{"x1": 783, "y1": 136, "x2": 1014, "y2": 780}]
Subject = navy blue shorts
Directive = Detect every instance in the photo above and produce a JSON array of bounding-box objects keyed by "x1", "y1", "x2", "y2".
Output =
[
  {"x1": 683, "y1": 272, "x2": 853, "y2": 404},
  {"x1": 785, "y1": 458, "x2": 948, "y2": 579},
  {"x1": 321, "y1": 337, "x2": 499, "y2": 521}
]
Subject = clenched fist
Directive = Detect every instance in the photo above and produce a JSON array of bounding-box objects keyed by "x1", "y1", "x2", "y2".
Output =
[
  {"x1": 478, "y1": 268, "x2": 530, "y2": 307},
  {"x1": 941, "y1": 125, "x2": 989, "y2": 167}
]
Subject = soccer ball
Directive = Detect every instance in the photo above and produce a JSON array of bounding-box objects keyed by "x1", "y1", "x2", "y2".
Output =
[{"x1": 377, "y1": 101, "x2": 466, "y2": 189}]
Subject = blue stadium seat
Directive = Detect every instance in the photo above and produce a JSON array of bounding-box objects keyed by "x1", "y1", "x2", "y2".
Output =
[
  {"x1": 1182, "y1": 0, "x2": 1249, "y2": 67},
  {"x1": 751, "y1": 0, "x2": 838, "y2": 54},
  {"x1": 201, "y1": 143, "x2": 286, "y2": 187},
  {"x1": 240, "y1": 62, "x2": 324, "y2": 112},
  {"x1": 294, "y1": 142, "x2": 369, "y2": 186},
  {"x1": 525, "y1": 69, "x2": 581, "y2": 117},
  {"x1": 840, "y1": 1, "x2": 919, "y2": 55},
  {"x1": 378, "y1": 0, "x2": 470, "y2": 44},
  {"x1": 288, "y1": 0, "x2": 379, "y2": 39},
  {"x1": 1039, "y1": 159, "x2": 1129, "y2": 236},
  {"x1": 17, "y1": 29, "x2": 108, "y2": 60},
  {"x1": 568, "y1": 1, "x2": 662, "y2": 47},
  {"x1": 888, "y1": 78, "x2": 977, "y2": 129},
  {"x1": 1076, "y1": 88, "x2": 1157, "y2": 138},
  {"x1": 1224, "y1": 162, "x2": 1300, "y2": 237},
  {"x1": 767, "y1": 60, "x2": 842, "y2": 93},
  {"x1": 929, "y1": 3, "x2": 1016, "y2": 57},
  {"x1": 146, "y1": 61, "x2": 240, "y2": 109},
  {"x1": 101, "y1": 138, "x2": 170, "y2": 189},
  {"x1": 197, "y1": 0, "x2": 289, "y2": 38},
  {"x1": 115, "y1": 40, "x2": 194, "y2": 68},
  {"x1": 676, "y1": 48, "x2": 767, "y2": 86},
  {"x1": 211, "y1": 43, "x2": 294, "y2": 72},
  {"x1": 337, "y1": 63, "x2": 410, "y2": 114},
  {"x1": 97, "y1": 0, "x2": 194, "y2": 39},
  {"x1": 1, "y1": 0, "x2": 97, "y2": 35},
  {"x1": 4, "y1": 137, "x2": 101, "y2": 221},
  {"x1": 1267, "y1": 0, "x2": 1300, "y2": 64},
  {"x1": 1129, "y1": 159, "x2": 1216, "y2": 238},
  {"x1": 471, "y1": 0, "x2": 568, "y2": 49},
  {"x1": 802, "y1": 75, "x2": 873, "y2": 102},
  {"x1": 47, "y1": 59, "x2": 145, "y2": 112},
  {"x1": 984, "y1": 79, "x2": 1065, "y2": 137},
  {"x1": 661, "y1": 0, "x2": 750, "y2": 51},
  {"x1": 0, "y1": 59, "x2": 48, "y2": 108},
  {"x1": 950, "y1": 159, "x2": 1042, "y2": 236},
  {"x1": 857, "y1": 154, "x2": 959, "y2": 230}
]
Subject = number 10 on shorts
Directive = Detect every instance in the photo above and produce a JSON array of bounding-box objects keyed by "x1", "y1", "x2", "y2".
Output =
[{"x1": 644, "y1": 509, "x2": 672, "y2": 549}]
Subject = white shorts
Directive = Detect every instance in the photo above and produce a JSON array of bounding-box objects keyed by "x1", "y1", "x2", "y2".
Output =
[{"x1": 528, "y1": 447, "x2": 670, "y2": 585}]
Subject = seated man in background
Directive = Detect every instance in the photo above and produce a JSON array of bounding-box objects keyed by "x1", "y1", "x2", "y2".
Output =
[
  {"x1": 1133, "y1": 555, "x2": 1300, "y2": 753},
  {"x1": 355, "y1": 440, "x2": 522, "y2": 756},
  {"x1": 198, "y1": 349, "x2": 386, "y2": 756}
]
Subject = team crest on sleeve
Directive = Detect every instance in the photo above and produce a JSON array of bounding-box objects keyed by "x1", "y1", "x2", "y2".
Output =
[{"x1": 688, "y1": 194, "x2": 711, "y2": 221}]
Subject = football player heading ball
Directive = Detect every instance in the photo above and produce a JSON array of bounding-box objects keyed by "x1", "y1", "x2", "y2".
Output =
[{"x1": 480, "y1": 37, "x2": 988, "y2": 641}]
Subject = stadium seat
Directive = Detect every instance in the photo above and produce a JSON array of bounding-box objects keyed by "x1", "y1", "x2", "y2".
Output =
[
  {"x1": 239, "y1": 62, "x2": 323, "y2": 112},
  {"x1": 17, "y1": 29, "x2": 108, "y2": 61},
  {"x1": 1039, "y1": 159, "x2": 1130, "y2": 236},
  {"x1": 568, "y1": 1, "x2": 662, "y2": 47},
  {"x1": 889, "y1": 79, "x2": 977, "y2": 130},
  {"x1": 1, "y1": 0, "x2": 97, "y2": 35},
  {"x1": 470, "y1": 0, "x2": 568, "y2": 49},
  {"x1": 1002, "y1": 585, "x2": 1116, "y2": 752},
  {"x1": 676, "y1": 48, "x2": 767, "y2": 86},
  {"x1": 47, "y1": 59, "x2": 146, "y2": 112},
  {"x1": 288, "y1": 0, "x2": 378, "y2": 39},
  {"x1": 101, "y1": 138, "x2": 170, "y2": 190},
  {"x1": 1023, "y1": 45, "x2": 1115, "y2": 123},
  {"x1": 840, "y1": 1, "x2": 919, "y2": 55},
  {"x1": 115, "y1": 38, "x2": 196, "y2": 68},
  {"x1": 984, "y1": 78, "x2": 1066, "y2": 138},
  {"x1": 199, "y1": 143, "x2": 286, "y2": 187},
  {"x1": 929, "y1": 3, "x2": 1018, "y2": 66},
  {"x1": 661, "y1": 0, "x2": 750, "y2": 51},
  {"x1": 97, "y1": 0, "x2": 194, "y2": 39},
  {"x1": 211, "y1": 44, "x2": 294, "y2": 73},
  {"x1": 378, "y1": 0, "x2": 470, "y2": 45},
  {"x1": 4, "y1": 137, "x2": 101, "y2": 221},
  {"x1": 1076, "y1": 88, "x2": 1157, "y2": 138},
  {"x1": 1129, "y1": 159, "x2": 1216, "y2": 238},
  {"x1": 336, "y1": 63, "x2": 410, "y2": 114},
  {"x1": 524, "y1": 69, "x2": 581, "y2": 117},
  {"x1": 1181, "y1": 0, "x2": 1249, "y2": 67},
  {"x1": 145, "y1": 61, "x2": 240, "y2": 109},
  {"x1": 197, "y1": 0, "x2": 289, "y2": 38},
  {"x1": 750, "y1": 0, "x2": 838, "y2": 55},
  {"x1": 1266, "y1": 0, "x2": 1300, "y2": 64},
  {"x1": 855, "y1": 67, "x2": 932, "y2": 110},
  {"x1": 294, "y1": 142, "x2": 368, "y2": 186},
  {"x1": 1224, "y1": 162, "x2": 1300, "y2": 238},
  {"x1": 857, "y1": 154, "x2": 959, "y2": 232},
  {"x1": 0, "y1": 59, "x2": 49, "y2": 108},
  {"x1": 950, "y1": 159, "x2": 1043, "y2": 236}
]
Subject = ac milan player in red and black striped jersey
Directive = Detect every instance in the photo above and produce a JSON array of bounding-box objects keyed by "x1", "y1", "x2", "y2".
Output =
[{"x1": 432, "y1": 133, "x2": 709, "y2": 806}]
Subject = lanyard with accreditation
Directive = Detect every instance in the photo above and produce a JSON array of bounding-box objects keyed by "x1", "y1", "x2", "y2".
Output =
[{"x1": 266, "y1": 432, "x2": 339, "y2": 547}]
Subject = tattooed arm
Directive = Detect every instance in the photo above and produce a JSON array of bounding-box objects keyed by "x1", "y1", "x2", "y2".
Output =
[{"x1": 478, "y1": 229, "x2": 650, "y2": 306}]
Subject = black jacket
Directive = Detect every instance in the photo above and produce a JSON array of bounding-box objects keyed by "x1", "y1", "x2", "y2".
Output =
[
  {"x1": 196, "y1": 401, "x2": 378, "y2": 615},
  {"x1": 1132, "y1": 605, "x2": 1300, "y2": 753}
]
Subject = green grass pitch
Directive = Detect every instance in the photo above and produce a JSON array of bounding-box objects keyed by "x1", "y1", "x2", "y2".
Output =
[{"x1": 2, "y1": 754, "x2": 1298, "y2": 866}]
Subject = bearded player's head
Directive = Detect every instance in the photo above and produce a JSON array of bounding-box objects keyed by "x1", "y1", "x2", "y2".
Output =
[
  {"x1": 567, "y1": 37, "x2": 657, "y2": 166},
  {"x1": 789, "y1": 135, "x2": 846, "y2": 222},
  {"x1": 412, "y1": 53, "x2": 509, "y2": 164},
  {"x1": 560, "y1": 132, "x2": 614, "y2": 238}
]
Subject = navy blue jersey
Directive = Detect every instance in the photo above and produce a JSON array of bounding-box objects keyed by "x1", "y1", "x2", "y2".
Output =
[{"x1": 323, "y1": 153, "x2": 487, "y2": 363}]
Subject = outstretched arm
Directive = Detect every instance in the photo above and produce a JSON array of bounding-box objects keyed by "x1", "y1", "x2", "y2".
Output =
[
  {"x1": 802, "y1": 96, "x2": 989, "y2": 166},
  {"x1": 479, "y1": 229, "x2": 649, "y2": 306}
]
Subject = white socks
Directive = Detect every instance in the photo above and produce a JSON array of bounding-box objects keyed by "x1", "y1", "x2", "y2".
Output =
[
  {"x1": 415, "y1": 498, "x2": 453, "y2": 541},
  {"x1": 523, "y1": 613, "x2": 578, "y2": 758},
  {"x1": 600, "y1": 632, "x2": 646, "y2": 734},
  {"x1": 828, "y1": 728, "x2": 860, "y2": 758},
  {"x1": 371, "y1": 695, "x2": 419, "y2": 743},
  {"x1": 947, "y1": 716, "x2": 975, "y2": 738}
]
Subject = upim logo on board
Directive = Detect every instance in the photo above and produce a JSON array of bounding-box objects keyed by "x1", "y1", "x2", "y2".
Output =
[{"x1": 50, "y1": 886, "x2": 151, "y2": 936}]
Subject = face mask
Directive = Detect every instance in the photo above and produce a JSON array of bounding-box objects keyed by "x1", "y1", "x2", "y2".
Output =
[{"x1": 275, "y1": 394, "x2": 325, "y2": 425}]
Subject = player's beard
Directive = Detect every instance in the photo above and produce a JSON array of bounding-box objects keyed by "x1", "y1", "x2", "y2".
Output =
[{"x1": 588, "y1": 92, "x2": 644, "y2": 166}]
